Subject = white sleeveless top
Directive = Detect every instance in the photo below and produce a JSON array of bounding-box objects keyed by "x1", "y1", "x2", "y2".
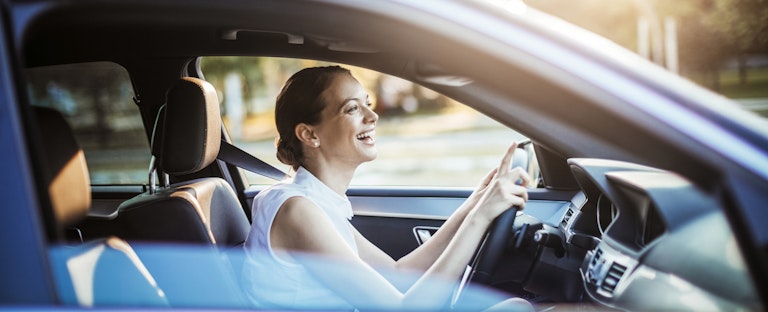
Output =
[{"x1": 241, "y1": 167, "x2": 357, "y2": 310}]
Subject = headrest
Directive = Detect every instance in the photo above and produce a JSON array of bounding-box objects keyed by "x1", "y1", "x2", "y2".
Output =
[
  {"x1": 33, "y1": 107, "x2": 91, "y2": 227},
  {"x1": 161, "y1": 77, "x2": 221, "y2": 175}
]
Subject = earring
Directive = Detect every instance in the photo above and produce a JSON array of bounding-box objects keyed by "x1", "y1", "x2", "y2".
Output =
[{"x1": 313, "y1": 141, "x2": 319, "y2": 147}]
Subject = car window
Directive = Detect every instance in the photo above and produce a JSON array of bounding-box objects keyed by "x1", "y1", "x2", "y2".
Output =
[
  {"x1": 25, "y1": 62, "x2": 149, "y2": 185},
  {"x1": 201, "y1": 57, "x2": 535, "y2": 187}
]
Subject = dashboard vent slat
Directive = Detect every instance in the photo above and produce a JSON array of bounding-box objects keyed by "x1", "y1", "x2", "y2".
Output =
[
  {"x1": 600, "y1": 262, "x2": 627, "y2": 294},
  {"x1": 561, "y1": 207, "x2": 575, "y2": 228},
  {"x1": 591, "y1": 248, "x2": 603, "y2": 266}
]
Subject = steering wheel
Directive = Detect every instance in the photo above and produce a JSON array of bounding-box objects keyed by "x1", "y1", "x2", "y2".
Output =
[
  {"x1": 467, "y1": 206, "x2": 520, "y2": 284},
  {"x1": 450, "y1": 207, "x2": 520, "y2": 308}
]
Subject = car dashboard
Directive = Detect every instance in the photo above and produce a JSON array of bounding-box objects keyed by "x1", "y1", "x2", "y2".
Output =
[{"x1": 559, "y1": 158, "x2": 758, "y2": 311}]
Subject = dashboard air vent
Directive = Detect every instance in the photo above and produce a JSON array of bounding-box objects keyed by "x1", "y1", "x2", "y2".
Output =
[
  {"x1": 600, "y1": 262, "x2": 627, "y2": 294},
  {"x1": 561, "y1": 207, "x2": 575, "y2": 228},
  {"x1": 591, "y1": 248, "x2": 603, "y2": 266}
]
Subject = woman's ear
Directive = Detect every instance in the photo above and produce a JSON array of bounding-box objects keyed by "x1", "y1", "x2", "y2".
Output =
[{"x1": 295, "y1": 123, "x2": 319, "y2": 147}]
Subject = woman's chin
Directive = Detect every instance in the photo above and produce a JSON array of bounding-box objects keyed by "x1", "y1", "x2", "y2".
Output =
[{"x1": 362, "y1": 149, "x2": 378, "y2": 162}]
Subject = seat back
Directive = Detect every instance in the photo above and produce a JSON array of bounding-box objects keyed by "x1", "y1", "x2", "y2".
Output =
[
  {"x1": 34, "y1": 106, "x2": 168, "y2": 307},
  {"x1": 117, "y1": 77, "x2": 250, "y2": 246}
]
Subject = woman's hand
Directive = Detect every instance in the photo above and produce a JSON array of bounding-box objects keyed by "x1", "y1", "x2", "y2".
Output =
[
  {"x1": 469, "y1": 142, "x2": 531, "y2": 225},
  {"x1": 387, "y1": 143, "x2": 532, "y2": 278},
  {"x1": 459, "y1": 167, "x2": 497, "y2": 214}
]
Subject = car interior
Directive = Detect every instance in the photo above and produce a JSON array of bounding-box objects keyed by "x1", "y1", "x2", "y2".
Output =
[
  {"x1": 9, "y1": 1, "x2": 763, "y2": 310},
  {"x1": 116, "y1": 77, "x2": 250, "y2": 246},
  {"x1": 35, "y1": 106, "x2": 170, "y2": 307}
]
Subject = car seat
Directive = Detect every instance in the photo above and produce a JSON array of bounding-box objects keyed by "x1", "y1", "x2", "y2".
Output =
[
  {"x1": 35, "y1": 106, "x2": 169, "y2": 307},
  {"x1": 116, "y1": 77, "x2": 250, "y2": 246}
]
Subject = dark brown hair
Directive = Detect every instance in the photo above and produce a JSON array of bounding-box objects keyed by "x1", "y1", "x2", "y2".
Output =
[{"x1": 275, "y1": 65, "x2": 352, "y2": 170}]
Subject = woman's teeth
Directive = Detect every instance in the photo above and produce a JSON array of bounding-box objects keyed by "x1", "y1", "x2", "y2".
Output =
[{"x1": 356, "y1": 130, "x2": 375, "y2": 140}]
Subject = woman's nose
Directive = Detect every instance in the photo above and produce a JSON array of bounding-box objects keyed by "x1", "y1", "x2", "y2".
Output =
[{"x1": 364, "y1": 105, "x2": 378, "y2": 124}]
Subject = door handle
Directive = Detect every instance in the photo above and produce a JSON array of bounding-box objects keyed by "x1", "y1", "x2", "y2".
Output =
[
  {"x1": 416, "y1": 229, "x2": 433, "y2": 242},
  {"x1": 413, "y1": 226, "x2": 439, "y2": 245}
]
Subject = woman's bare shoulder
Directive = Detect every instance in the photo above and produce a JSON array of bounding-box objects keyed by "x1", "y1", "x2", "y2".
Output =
[{"x1": 273, "y1": 196, "x2": 354, "y2": 256}]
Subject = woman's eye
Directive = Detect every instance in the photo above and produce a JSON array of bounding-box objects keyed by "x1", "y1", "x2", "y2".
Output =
[
  {"x1": 366, "y1": 102, "x2": 373, "y2": 108},
  {"x1": 346, "y1": 105, "x2": 359, "y2": 113}
]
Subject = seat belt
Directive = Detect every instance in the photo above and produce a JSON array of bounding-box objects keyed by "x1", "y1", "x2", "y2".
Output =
[{"x1": 217, "y1": 140, "x2": 286, "y2": 181}]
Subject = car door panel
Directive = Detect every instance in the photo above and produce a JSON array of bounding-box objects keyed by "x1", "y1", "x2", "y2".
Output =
[
  {"x1": 246, "y1": 186, "x2": 576, "y2": 260},
  {"x1": 352, "y1": 215, "x2": 446, "y2": 260},
  {"x1": 350, "y1": 188, "x2": 575, "y2": 259}
]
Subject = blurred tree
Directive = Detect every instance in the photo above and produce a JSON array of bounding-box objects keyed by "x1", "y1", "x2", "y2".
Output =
[
  {"x1": 201, "y1": 57, "x2": 326, "y2": 141},
  {"x1": 652, "y1": 1, "x2": 727, "y2": 87},
  {"x1": 526, "y1": 0, "x2": 638, "y2": 49},
  {"x1": 655, "y1": 0, "x2": 767, "y2": 86},
  {"x1": 25, "y1": 62, "x2": 135, "y2": 147},
  {"x1": 528, "y1": 0, "x2": 767, "y2": 89},
  {"x1": 201, "y1": 57, "x2": 315, "y2": 115},
  {"x1": 200, "y1": 56, "x2": 265, "y2": 112},
  {"x1": 679, "y1": 14, "x2": 731, "y2": 88},
  {"x1": 705, "y1": 0, "x2": 768, "y2": 84},
  {"x1": 706, "y1": 0, "x2": 768, "y2": 53}
]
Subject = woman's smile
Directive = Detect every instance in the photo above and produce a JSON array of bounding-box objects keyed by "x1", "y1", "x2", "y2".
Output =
[{"x1": 356, "y1": 129, "x2": 376, "y2": 145}]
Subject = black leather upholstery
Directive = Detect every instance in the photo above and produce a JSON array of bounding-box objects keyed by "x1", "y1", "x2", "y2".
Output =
[
  {"x1": 162, "y1": 77, "x2": 221, "y2": 175},
  {"x1": 117, "y1": 77, "x2": 250, "y2": 246},
  {"x1": 118, "y1": 178, "x2": 249, "y2": 245}
]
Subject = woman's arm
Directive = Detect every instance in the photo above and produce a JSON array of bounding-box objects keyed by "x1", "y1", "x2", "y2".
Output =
[
  {"x1": 275, "y1": 195, "x2": 495, "y2": 310},
  {"x1": 356, "y1": 144, "x2": 522, "y2": 274},
  {"x1": 352, "y1": 173, "x2": 486, "y2": 273},
  {"x1": 388, "y1": 167, "x2": 498, "y2": 272},
  {"x1": 272, "y1": 197, "x2": 404, "y2": 309},
  {"x1": 273, "y1": 144, "x2": 529, "y2": 309}
]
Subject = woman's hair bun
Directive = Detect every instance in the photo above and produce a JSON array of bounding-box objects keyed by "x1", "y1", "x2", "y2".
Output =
[{"x1": 276, "y1": 137, "x2": 301, "y2": 168}]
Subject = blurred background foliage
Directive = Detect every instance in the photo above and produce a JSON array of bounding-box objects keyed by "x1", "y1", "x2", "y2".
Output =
[{"x1": 526, "y1": 0, "x2": 767, "y2": 97}]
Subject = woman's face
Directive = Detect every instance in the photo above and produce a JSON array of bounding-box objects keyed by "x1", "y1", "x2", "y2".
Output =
[{"x1": 310, "y1": 73, "x2": 378, "y2": 167}]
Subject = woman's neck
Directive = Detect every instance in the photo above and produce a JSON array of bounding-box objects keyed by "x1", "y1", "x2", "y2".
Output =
[{"x1": 302, "y1": 162, "x2": 356, "y2": 197}]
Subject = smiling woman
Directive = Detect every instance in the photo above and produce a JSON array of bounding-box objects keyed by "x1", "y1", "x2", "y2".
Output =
[
  {"x1": 201, "y1": 56, "x2": 531, "y2": 187},
  {"x1": 241, "y1": 65, "x2": 533, "y2": 311},
  {"x1": 273, "y1": 66, "x2": 378, "y2": 174}
]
